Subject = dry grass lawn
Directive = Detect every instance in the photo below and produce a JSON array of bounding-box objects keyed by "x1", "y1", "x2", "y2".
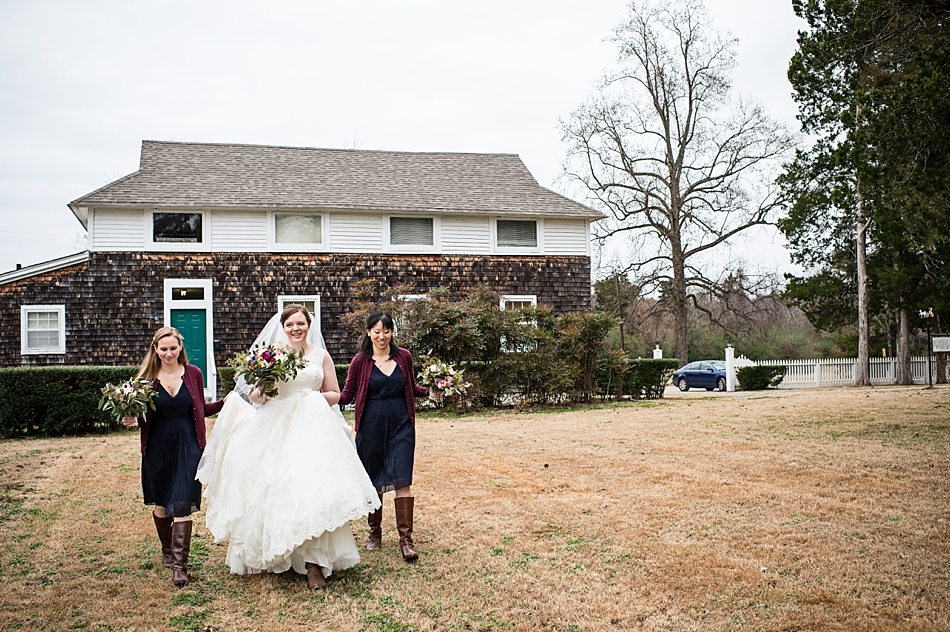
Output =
[{"x1": 0, "y1": 386, "x2": 948, "y2": 631}]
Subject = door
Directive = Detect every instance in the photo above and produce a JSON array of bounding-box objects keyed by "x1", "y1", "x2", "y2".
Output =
[{"x1": 171, "y1": 309, "x2": 207, "y2": 387}]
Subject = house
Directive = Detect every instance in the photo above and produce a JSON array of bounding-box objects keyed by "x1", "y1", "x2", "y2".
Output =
[{"x1": 0, "y1": 140, "x2": 603, "y2": 395}]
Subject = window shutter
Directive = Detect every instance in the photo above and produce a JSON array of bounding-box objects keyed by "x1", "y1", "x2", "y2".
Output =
[
  {"x1": 497, "y1": 220, "x2": 537, "y2": 248},
  {"x1": 390, "y1": 217, "x2": 434, "y2": 246}
]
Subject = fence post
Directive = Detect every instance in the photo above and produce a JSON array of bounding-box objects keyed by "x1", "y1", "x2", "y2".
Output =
[
  {"x1": 725, "y1": 345, "x2": 736, "y2": 392},
  {"x1": 814, "y1": 359, "x2": 821, "y2": 387},
  {"x1": 653, "y1": 345, "x2": 663, "y2": 359}
]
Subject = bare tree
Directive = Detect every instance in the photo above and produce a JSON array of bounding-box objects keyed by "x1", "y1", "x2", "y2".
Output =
[{"x1": 562, "y1": 0, "x2": 795, "y2": 364}]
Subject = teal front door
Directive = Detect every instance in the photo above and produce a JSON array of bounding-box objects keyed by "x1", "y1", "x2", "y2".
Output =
[{"x1": 171, "y1": 309, "x2": 207, "y2": 387}]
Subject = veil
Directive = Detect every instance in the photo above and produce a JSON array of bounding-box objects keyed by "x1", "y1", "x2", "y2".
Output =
[{"x1": 232, "y1": 310, "x2": 328, "y2": 399}]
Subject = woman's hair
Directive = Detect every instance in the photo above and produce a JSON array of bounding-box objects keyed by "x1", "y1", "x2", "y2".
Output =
[
  {"x1": 280, "y1": 304, "x2": 312, "y2": 326},
  {"x1": 359, "y1": 311, "x2": 398, "y2": 359},
  {"x1": 137, "y1": 327, "x2": 188, "y2": 381}
]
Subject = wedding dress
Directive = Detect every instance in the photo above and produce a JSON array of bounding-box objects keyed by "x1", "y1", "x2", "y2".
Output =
[{"x1": 197, "y1": 346, "x2": 381, "y2": 577}]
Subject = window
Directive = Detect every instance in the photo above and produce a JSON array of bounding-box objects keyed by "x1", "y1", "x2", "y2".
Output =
[
  {"x1": 390, "y1": 217, "x2": 434, "y2": 246},
  {"x1": 153, "y1": 212, "x2": 202, "y2": 243},
  {"x1": 500, "y1": 295, "x2": 537, "y2": 311},
  {"x1": 496, "y1": 220, "x2": 537, "y2": 248},
  {"x1": 21, "y1": 305, "x2": 66, "y2": 355},
  {"x1": 275, "y1": 213, "x2": 323, "y2": 245},
  {"x1": 278, "y1": 295, "x2": 321, "y2": 332}
]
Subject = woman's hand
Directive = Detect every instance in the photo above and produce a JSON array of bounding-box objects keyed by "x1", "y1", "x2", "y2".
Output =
[
  {"x1": 248, "y1": 388, "x2": 265, "y2": 405},
  {"x1": 121, "y1": 416, "x2": 138, "y2": 427}
]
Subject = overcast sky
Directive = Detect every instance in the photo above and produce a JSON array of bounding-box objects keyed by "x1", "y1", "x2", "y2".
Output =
[{"x1": 0, "y1": 0, "x2": 806, "y2": 276}]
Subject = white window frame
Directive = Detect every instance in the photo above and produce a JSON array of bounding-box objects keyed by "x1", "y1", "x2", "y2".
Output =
[
  {"x1": 492, "y1": 217, "x2": 542, "y2": 255},
  {"x1": 500, "y1": 295, "x2": 538, "y2": 311},
  {"x1": 268, "y1": 211, "x2": 327, "y2": 252},
  {"x1": 384, "y1": 215, "x2": 440, "y2": 253},
  {"x1": 278, "y1": 295, "x2": 322, "y2": 334},
  {"x1": 146, "y1": 210, "x2": 210, "y2": 252},
  {"x1": 20, "y1": 305, "x2": 66, "y2": 355},
  {"x1": 163, "y1": 279, "x2": 216, "y2": 397}
]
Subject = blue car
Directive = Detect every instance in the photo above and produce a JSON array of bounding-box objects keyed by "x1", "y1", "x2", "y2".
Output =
[{"x1": 673, "y1": 360, "x2": 727, "y2": 392}]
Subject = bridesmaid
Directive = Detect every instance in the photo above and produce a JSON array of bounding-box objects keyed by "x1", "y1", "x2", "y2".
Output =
[
  {"x1": 339, "y1": 311, "x2": 434, "y2": 562},
  {"x1": 122, "y1": 326, "x2": 225, "y2": 587}
]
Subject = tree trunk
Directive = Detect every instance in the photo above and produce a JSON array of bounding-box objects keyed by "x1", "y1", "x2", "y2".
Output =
[
  {"x1": 936, "y1": 353, "x2": 947, "y2": 385},
  {"x1": 854, "y1": 184, "x2": 871, "y2": 385},
  {"x1": 895, "y1": 308, "x2": 913, "y2": 385},
  {"x1": 671, "y1": 245, "x2": 689, "y2": 366}
]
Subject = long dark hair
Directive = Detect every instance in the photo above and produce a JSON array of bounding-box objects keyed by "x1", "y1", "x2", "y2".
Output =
[{"x1": 359, "y1": 311, "x2": 398, "y2": 359}]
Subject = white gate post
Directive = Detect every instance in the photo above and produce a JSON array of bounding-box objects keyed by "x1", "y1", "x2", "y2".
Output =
[
  {"x1": 725, "y1": 345, "x2": 736, "y2": 392},
  {"x1": 653, "y1": 345, "x2": 663, "y2": 359},
  {"x1": 814, "y1": 359, "x2": 821, "y2": 387}
]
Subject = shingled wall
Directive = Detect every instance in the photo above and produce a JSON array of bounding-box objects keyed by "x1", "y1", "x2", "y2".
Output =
[{"x1": 0, "y1": 252, "x2": 591, "y2": 367}]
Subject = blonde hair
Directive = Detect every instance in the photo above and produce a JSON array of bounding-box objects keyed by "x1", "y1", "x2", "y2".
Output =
[{"x1": 137, "y1": 327, "x2": 188, "y2": 381}]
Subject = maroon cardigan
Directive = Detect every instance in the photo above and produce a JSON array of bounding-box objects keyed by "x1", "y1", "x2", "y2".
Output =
[
  {"x1": 339, "y1": 347, "x2": 428, "y2": 434},
  {"x1": 137, "y1": 364, "x2": 225, "y2": 455}
]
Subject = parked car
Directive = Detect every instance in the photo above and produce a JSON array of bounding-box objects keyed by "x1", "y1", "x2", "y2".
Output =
[{"x1": 673, "y1": 360, "x2": 727, "y2": 391}]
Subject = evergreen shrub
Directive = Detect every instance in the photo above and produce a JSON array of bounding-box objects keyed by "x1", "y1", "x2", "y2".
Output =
[
  {"x1": 736, "y1": 365, "x2": 787, "y2": 390},
  {"x1": 0, "y1": 366, "x2": 138, "y2": 437}
]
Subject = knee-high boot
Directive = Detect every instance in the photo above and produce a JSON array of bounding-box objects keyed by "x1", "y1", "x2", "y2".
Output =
[
  {"x1": 367, "y1": 504, "x2": 383, "y2": 550},
  {"x1": 153, "y1": 512, "x2": 174, "y2": 569},
  {"x1": 394, "y1": 496, "x2": 418, "y2": 563},
  {"x1": 170, "y1": 520, "x2": 192, "y2": 588}
]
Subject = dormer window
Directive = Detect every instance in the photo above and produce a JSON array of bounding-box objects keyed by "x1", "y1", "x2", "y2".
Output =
[
  {"x1": 275, "y1": 213, "x2": 323, "y2": 245},
  {"x1": 390, "y1": 217, "x2": 434, "y2": 246},
  {"x1": 153, "y1": 212, "x2": 203, "y2": 243},
  {"x1": 496, "y1": 219, "x2": 537, "y2": 248}
]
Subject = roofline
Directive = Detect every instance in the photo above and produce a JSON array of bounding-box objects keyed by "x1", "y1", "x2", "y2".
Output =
[
  {"x1": 0, "y1": 251, "x2": 89, "y2": 286},
  {"x1": 137, "y1": 139, "x2": 522, "y2": 159},
  {"x1": 69, "y1": 169, "x2": 143, "y2": 229}
]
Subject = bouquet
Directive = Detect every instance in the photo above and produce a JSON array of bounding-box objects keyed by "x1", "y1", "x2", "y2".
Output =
[
  {"x1": 99, "y1": 377, "x2": 158, "y2": 424},
  {"x1": 418, "y1": 359, "x2": 470, "y2": 399},
  {"x1": 229, "y1": 342, "x2": 308, "y2": 399}
]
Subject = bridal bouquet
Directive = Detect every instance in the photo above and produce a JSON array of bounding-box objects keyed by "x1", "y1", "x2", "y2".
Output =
[
  {"x1": 99, "y1": 377, "x2": 158, "y2": 424},
  {"x1": 418, "y1": 359, "x2": 470, "y2": 398},
  {"x1": 229, "y1": 342, "x2": 308, "y2": 398}
]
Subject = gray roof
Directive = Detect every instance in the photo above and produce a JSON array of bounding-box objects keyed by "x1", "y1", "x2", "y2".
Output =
[{"x1": 69, "y1": 141, "x2": 603, "y2": 225}]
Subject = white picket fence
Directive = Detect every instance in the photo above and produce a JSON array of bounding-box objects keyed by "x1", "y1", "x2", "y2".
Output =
[{"x1": 754, "y1": 356, "x2": 946, "y2": 388}]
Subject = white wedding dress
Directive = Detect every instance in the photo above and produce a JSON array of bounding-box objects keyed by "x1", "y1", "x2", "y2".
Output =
[{"x1": 197, "y1": 347, "x2": 381, "y2": 577}]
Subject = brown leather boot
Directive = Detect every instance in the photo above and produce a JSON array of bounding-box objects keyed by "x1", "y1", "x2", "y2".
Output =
[
  {"x1": 367, "y1": 506, "x2": 383, "y2": 550},
  {"x1": 305, "y1": 562, "x2": 327, "y2": 589},
  {"x1": 153, "y1": 512, "x2": 174, "y2": 569},
  {"x1": 394, "y1": 496, "x2": 418, "y2": 563},
  {"x1": 170, "y1": 520, "x2": 192, "y2": 588}
]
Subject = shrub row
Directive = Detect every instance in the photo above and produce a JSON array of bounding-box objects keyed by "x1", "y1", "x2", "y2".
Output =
[
  {"x1": 0, "y1": 366, "x2": 138, "y2": 438},
  {"x1": 736, "y1": 365, "x2": 787, "y2": 390}
]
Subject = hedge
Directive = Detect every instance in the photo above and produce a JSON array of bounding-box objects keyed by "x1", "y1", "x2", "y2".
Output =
[
  {"x1": 736, "y1": 365, "x2": 787, "y2": 390},
  {"x1": 594, "y1": 355, "x2": 681, "y2": 400},
  {"x1": 0, "y1": 366, "x2": 138, "y2": 438}
]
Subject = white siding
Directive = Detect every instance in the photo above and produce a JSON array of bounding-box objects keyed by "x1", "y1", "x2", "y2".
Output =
[
  {"x1": 329, "y1": 213, "x2": 383, "y2": 252},
  {"x1": 91, "y1": 208, "x2": 145, "y2": 251},
  {"x1": 543, "y1": 219, "x2": 589, "y2": 255},
  {"x1": 441, "y1": 215, "x2": 491, "y2": 254},
  {"x1": 211, "y1": 211, "x2": 268, "y2": 251}
]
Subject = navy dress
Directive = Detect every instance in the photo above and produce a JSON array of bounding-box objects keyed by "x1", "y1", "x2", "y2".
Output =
[
  {"x1": 141, "y1": 382, "x2": 203, "y2": 517},
  {"x1": 356, "y1": 365, "x2": 416, "y2": 493}
]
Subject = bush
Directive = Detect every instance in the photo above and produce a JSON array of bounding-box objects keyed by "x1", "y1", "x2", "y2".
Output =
[
  {"x1": 0, "y1": 366, "x2": 138, "y2": 438},
  {"x1": 595, "y1": 356, "x2": 679, "y2": 400},
  {"x1": 736, "y1": 365, "x2": 787, "y2": 390},
  {"x1": 625, "y1": 358, "x2": 681, "y2": 399}
]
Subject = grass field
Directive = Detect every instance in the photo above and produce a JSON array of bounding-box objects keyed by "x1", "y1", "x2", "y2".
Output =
[{"x1": 1, "y1": 385, "x2": 948, "y2": 631}]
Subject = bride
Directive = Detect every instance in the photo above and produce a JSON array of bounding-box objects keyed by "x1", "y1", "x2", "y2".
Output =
[{"x1": 197, "y1": 304, "x2": 381, "y2": 589}]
